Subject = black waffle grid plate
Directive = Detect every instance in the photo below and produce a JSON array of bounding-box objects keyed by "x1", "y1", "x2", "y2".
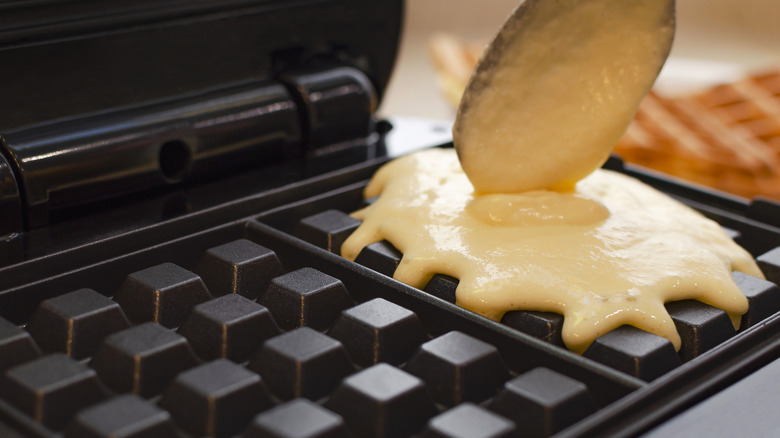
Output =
[{"x1": 0, "y1": 146, "x2": 779, "y2": 438}]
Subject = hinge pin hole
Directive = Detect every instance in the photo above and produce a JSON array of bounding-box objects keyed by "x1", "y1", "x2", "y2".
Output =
[{"x1": 159, "y1": 140, "x2": 191, "y2": 183}]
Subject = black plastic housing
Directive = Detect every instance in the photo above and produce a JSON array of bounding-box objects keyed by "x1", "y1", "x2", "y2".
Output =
[{"x1": 0, "y1": 0, "x2": 403, "y2": 231}]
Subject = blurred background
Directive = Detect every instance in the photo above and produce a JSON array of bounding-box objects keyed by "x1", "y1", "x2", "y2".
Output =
[{"x1": 380, "y1": 0, "x2": 780, "y2": 120}]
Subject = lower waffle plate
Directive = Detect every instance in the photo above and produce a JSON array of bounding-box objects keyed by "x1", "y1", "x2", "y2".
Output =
[{"x1": 1, "y1": 142, "x2": 779, "y2": 438}]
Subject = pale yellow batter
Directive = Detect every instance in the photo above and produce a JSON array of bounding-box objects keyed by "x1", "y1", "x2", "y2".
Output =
[
  {"x1": 342, "y1": 149, "x2": 764, "y2": 353},
  {"x1": 341, "y1": 0, "x2": 764, "y2": 354}
]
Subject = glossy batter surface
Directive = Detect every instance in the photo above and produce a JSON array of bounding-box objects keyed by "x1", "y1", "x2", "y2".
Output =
[{"x1": 342, "y1": 149, "x2": 763, "y2": 353}]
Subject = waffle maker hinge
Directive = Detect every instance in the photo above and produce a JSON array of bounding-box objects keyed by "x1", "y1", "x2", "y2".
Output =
[
  {"x1": 282, "y1": 66, "x2": 378, "y2": 159},
  {"x1": 0, "y1": 64, "x2": 377, "y2": 230}
]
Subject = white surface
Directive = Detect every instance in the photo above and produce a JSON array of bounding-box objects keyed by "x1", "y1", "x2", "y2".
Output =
[
  {"x1": 379, "y1": 0, "x2": 780, "y2": 121},
  {"x1": 384, "y1": 117, "x2": 454, "y2": 157}
]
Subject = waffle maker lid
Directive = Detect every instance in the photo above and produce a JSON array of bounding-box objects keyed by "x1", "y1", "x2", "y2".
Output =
[{"x1": 0, "y1": 0, "x2": 404, "y2": 236}]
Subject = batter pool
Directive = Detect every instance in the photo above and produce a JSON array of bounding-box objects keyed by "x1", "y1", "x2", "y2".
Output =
[
  {"x1": 341, "y1": 0, "x2": 764, "y2": 354},
  {"x1": 341, "y1": 149, "x2": 764, "y2": 353}
]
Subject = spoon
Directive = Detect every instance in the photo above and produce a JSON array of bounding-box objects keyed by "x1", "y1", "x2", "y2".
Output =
[{"x1": 453, "y1": 0, "x2": 675, "y2": 194}]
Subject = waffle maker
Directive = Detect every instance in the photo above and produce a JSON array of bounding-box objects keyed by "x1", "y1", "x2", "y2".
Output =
[{"x1": 1, "y1": 1, "x2": 780, "y2": 437}]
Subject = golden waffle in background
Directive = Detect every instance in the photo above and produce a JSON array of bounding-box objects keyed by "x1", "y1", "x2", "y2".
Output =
[
  {"x1": 428, "y1": 34, "x2": 780, "y2": 201},
  {"x1": 428, "y1": 33, "x2": 485, "y2": 108},
  {"x1": 618, "y1": 73, "x2": 780, "y2": 200}
]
